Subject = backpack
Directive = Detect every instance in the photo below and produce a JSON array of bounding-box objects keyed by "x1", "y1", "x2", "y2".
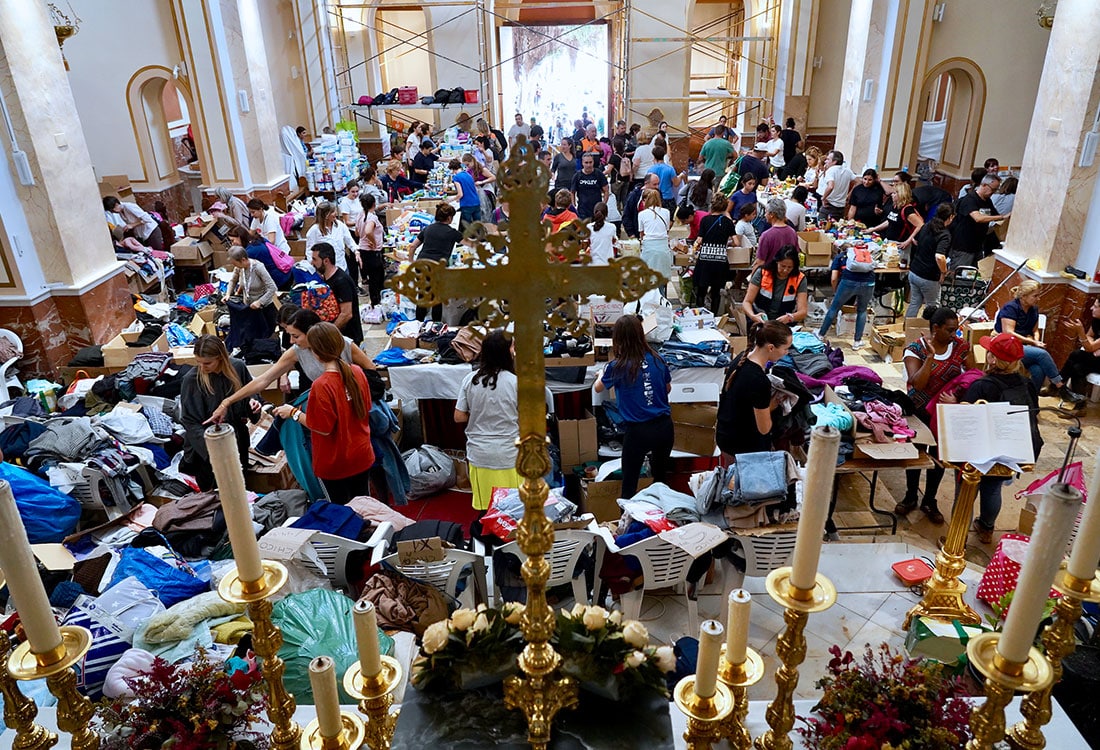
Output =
[
  {"x1": 433, "y1": 88, "x2": 450, "y2": 104},
  {"x1": 448, "y1": 87, "x2": 465, "y2": 104},
  {"x1": 296, "y1": 282, "x2": 340, "y2": 322},
  {"x1": 845, "y1": 245, "x2": 875, "y2": 273},
  {"x1": 619, "y1": 154, "x2": 633, "y2": 179}
]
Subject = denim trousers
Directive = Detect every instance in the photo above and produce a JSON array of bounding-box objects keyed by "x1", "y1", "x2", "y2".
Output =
[
  {"x1": 1023, "y1": 344, "x2": 1061, "y2": 391},
  {"x1": 818, "y1": 279, "x2": 875, "y2": 341},
  {"x1": 977, "y1": 476, "x2": 1011, "y2": 530},
  {"x1": 906, "y1": 272, "x2": 941, "y2": 318}
]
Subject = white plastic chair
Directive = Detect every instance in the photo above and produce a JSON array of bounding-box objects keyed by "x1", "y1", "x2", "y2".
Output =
[
  {"x1": 595, "y1": 527, "x2": 700, "y2": 634},
  {"x1": 719, "y1": 530, "x2": 798, "y2": 597},
  {"x1": 0, "y1": 328, "x2": 24, "y2": 403},
  {"x1": 378, "y1": 546, "x2": 489, "y2": 608},
  {"x1": 491, "y1": 516, "x2": 603, "y2": 607},
  {"x1": 69, "y1": 466, "x2": 132, "y2": 521}
]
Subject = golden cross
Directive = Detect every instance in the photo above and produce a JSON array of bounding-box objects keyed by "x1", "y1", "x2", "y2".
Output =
[{"x1": 389, "y1": 135, "x2": 663, "y2": 747}]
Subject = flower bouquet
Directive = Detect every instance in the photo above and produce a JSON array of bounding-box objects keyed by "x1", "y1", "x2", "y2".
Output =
[
  {"x1": 96, "y1": 648, "x2": 268, "y2": 750},
  {"x1": 412, "y1": 602, "x2": 527, "y2": 692},
  {"x1": 797, "y1": 643, "x2": 972, "y2": 750}
]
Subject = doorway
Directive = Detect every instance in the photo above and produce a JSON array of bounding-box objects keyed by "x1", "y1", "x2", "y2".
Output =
[{"x1": 913, "y1": 59, "x2": 985, "y2": 176}]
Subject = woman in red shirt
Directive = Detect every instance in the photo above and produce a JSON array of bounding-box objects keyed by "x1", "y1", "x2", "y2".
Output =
[{"x1": 273, "y1": 322, "x2": 374, "y2": 504}]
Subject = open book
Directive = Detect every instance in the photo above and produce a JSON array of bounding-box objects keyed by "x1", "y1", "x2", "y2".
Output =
[{"x1": 936, "y1": 402, "x2": 1035, "y2": 466}]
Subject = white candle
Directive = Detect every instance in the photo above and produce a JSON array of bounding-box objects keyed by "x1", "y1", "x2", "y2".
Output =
[
  {"x1": 1068, "y1": 452, "x2": 1100, "y2": 581},
  {"x1": 724, "y1": 589, "x2": 752, "y2": 665},
  {"x1": 308, "y1": 656, "x2": 343, "y2": 739},
  {"x1": 353, "y1": 598, "x2": 383, "y2": 677},
  {"x1": 204, "y1": 424, "x2": 264, "y2": 583},
  {"x1": 998, "y1": 483, "x2": 1081, "y2": 664},
  {"x1": 0, "y1": 481, "x2": 63, "y2": 655},
  {"x1": 790, "y1": 425, "x2": 841, "y2": 591},
  {"x1": 694, "y1": 619, "x2": 724, "y2": 700}
]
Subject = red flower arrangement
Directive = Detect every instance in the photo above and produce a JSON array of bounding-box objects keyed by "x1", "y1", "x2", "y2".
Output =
[
  {"x1": 797, "y1": 643, "x2": 972, "y2": 750},
  {"x1": 96, "y1": 649, "x2": 269, "y2": 750}
]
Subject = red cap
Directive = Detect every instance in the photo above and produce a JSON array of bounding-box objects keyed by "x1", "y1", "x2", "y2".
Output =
[{"x1": 980, "y1": 332, "x2": 1024, "y2": 362}]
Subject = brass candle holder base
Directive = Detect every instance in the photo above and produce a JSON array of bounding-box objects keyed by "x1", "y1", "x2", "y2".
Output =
[
  {"x1": 344, "y1": 655, "x2": 403, "y2": 750},
  {"x1": 0, "y1": 630, "x2": 58, "y2": 750},
  {"x1": 1005, "y1": 568, "x2": 1100, "y2": 750},
  {"x1": 300, "y1": 712, "x2": 366, "y2": 750},
  {"x1": 718, "y1": 646, "x2": 765, "y2": 750},
  {"x1": 674, "y1": 676, "x2": 735, "y2": 750},
  {"x1": 755, "y1": 568, "x2": 837, "y2": 750},
  {"x1": 965, "y1": 632, "x2": 1054, "y2": 750},
  {"x1": 218, "y1": 561, "x2": 302, "y2": 750},
  {"x1": 6, "y1": 626, "x2": 98, "y2": 750}
]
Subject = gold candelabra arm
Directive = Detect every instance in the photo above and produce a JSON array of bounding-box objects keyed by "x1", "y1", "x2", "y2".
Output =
[
  {"x1": 965, "y1": 632, "x2": 1054, "y2": 750},
  {"x1": 0, "y1": 632, "x2": 57, "y2": 750},
  {"x1": 344, "y1": 656, "x2": 403, "y2": 750},
  {"x1": 718, "y1": 646, "x2": 765, "y2": 750},
  {"x1": 7, "y1": 627, "x2": 97, "y2": 750}
]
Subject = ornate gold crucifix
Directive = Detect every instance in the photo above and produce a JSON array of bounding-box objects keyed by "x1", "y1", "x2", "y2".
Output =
[{"x1": 390, "y1": 135, "x2": 664, "y2": 747}]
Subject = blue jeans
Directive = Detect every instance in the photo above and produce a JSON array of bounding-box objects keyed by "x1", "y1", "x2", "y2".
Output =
[
  {"x1": 459, "y1": 205, "x2": 481, "y2": 226},
  {"x1": 1022, "y1": 344, "x2": 1061, "y2": 391},
  {"x1": 906, "y1": 272, "x2": 941, "y2": 318},
  {"x1": 978, "y1": 476, "x2": 1011, "y2": 530},
  {"x1": 818, "y1": 279, "x2": 875, "y2": 341}
]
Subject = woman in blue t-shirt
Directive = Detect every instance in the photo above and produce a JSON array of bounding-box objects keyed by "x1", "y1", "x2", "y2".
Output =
[
  {"x1": 995, "y1": 280, "x2": 1084, "y2": 403},
  {"x1": 594, "y1": 315, "x2": 673, "y2": 499}
]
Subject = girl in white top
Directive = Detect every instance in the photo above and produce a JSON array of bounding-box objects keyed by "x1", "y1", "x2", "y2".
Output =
[
  {"x1": 247, "y1": 199, "x2": 292, "y2": 255},
  {"x1": 587, "y1": 202, "x2": 618, "y2": 266},
  {"x1": 338, "y1": 182, "x2": 365, "y2": 229},
  {"x1": 637, "y1": 188, "x2": 672, "y2": 281},
  {"x1": 305, "y1": 201, "x2": 355, "y2": 273},
  {"x1": 800, "y1": 147, "x2": 822, "y2": 193},
  {"x1": 404, "y1": 122, "x2": 421, "y2": 164},
  {"x1": 766, "y1": 125, "x2": 785, "y2": 171},
  {"x1": 735, "y1": 202, "x2": 758, "y2": 250}
]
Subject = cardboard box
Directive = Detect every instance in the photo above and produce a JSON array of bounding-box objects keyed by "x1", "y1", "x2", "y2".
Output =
[
  {"x1": 675, "y1": 308, "x2": 715, "y2": 330},
  {"x1": 289, "y1": 239, "x2": 307, "y2": 258},
  {"x1": 870, "y1": 322, "x2": 907, "y2": 362},
  {"x1": 247, "y1": 363, "x2": 286, "y2": 406},
  {"x1": 102, "y1": 331, "x2": 169, "y2": 368},
  {"x1": 245, "y1": 452, "x2": 297, "y2": 493},
  {"x1": 727, "y1": 246, "x2": 751, "y2": 266},
  {"x1": 99, "y1": 174, "x2": 133, "y2": 199},
  {"x1": 670, "y1": 382, "x2": 720, "y2": 456},
  {"x1": 212, "y1": 249, "x2": 231, "y2": 269},
  {"x1": 171, "y1": 238, "x2": 214, "y2": 263},
  {"x1": 590, "y1": 299, "x2": 624, "y2": 325},
  {"x1": 580, "y1": 477, "x2": 654, "y2": 523},
  {"x1": 674, "y1": 252, "x2": 693, "y2": 268},
  {"x1": 904, "y1": 317, "x2": 930, "y2": 344},
  {"x1": 169, "y1": 347, "x2": 198, "y2": 366},
  {"x1": 545, "y1": 352, "x2": 596, "y2": 368},
  {"x1": 558, "y1": 410, "x2": 597, "y2": 469},
  {"x1": 389, "y1": 334, "x2": 419, "y2": 350},
  {"x1": 798, "y1": 230, "x2": 834, "y2": 264}
]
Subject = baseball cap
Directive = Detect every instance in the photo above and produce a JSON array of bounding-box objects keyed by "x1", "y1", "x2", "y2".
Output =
[{"x1": 979, "y1": 332, "x2": 1024, "y2": 362}]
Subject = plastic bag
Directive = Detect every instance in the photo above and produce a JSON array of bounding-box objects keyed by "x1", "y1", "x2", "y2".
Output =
[
  {"x1": 271, "y1": 589, "x2": 393, "y2": 703},
  {"x1": 402, "y1": 445, "x2": 456, "y2": 500},
  {"x1": 623, "y1": 289, "x2": 674, "y2": 343},
  {"x1": 0, "y1": 462, "x2": 80, "y2": 543},
  {"x1": 482, "y1": 486, "x2": 576, "y2": 541},
  {"x1": 108, "y1": 547, "x2": 211, "y2": 607}
]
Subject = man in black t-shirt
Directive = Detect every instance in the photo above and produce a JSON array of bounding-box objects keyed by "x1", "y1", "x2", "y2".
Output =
[
  {"x1": 949, "y1": 174, "x2": 1006, "y2": 268},
  {"x1": 407, "y1": 204, "x2": 466, "y2": 321},
  {"x1": 779, "y1": 118, "x2": 801, "y2": 163},
  {"x1": 311, "y1": 243, "x2": 363, "y2": 343},
  {"x1": 570, "y1": 154, "x2": 609, "y2": 220},
  {"x1": 737, "y1": 145, "x2": 771, "y2": 185}
]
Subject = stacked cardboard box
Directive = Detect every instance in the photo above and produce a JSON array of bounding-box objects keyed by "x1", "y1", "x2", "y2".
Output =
[{"x1": 797, "y1": 230, "x2": 833, "y2": 267}]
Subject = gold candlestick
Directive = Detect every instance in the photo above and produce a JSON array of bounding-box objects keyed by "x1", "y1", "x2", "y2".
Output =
[
  {"x1": 905, "y1": 462, "x2": 1025, "y2": 629},
  {"x1": 674, "y1": 675, "x2": 735, "y2": 750},
  {"x1": 0, "y1": 629, "x2": 57, "y2": 750},
  {"x1": 344, "y1": 654, "x2": 403, "y2": 750},
  {"x1": 965, "y1": 631, "x2": 1053, "y2": 750},
  {"x1": 754, "y1": 567, "x2": 837, "y2": 750},
  {"x1": 1006, "y1": 567, "x2": 1100, "y2": 750},
  {"x1": 7, "y1": 626, "x2": 97, "y2": 750},
  {"x1": 718, "y1": 645, "x2": 765, "y2": 750},
  {"x1": 300, "y1": 712, "x2": 366, "y2": 750},
  {"x1": 218, "y1": 560, "x2": 302, "y2": 750}
]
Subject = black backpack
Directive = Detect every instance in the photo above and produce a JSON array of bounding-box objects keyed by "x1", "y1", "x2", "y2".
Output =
[
  {"x1": 383, "y1": 88, "x2": 399, "y2": 105},
  {"x1": 448, "y1": 87, "x2": 465, "y2": 104},
  {"x1": 433, "y1": 88, "x2": 450, "y2": 104}
]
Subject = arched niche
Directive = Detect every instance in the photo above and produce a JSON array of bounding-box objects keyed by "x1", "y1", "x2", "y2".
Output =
[
  {"x1": 126, "y1": 66, "x2": 206, "y2": 187},
  {"x1": 911, "y1": 57, "x2": 986, "y2": 176}
]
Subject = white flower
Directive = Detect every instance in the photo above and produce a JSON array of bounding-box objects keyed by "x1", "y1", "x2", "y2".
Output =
[
  {"x1": 571, "y1": 602, "x2": 587, "y2": 618},
  {"x1": 422, "y1": 621, "x2": 450, "y2": 654},
  {"x1": 625, "y1": 650, "x2": 646, "y2": 669},
  {"x1": 582, "y1": 605, "x2": 609, "y2": 631},
  {"x1": 468, "y1": 612, "x2": 490, "y2": 637},
  {"x1": 608, "y1": 610, "x2": 622, "y2": 626},
  {"x1": 622, "y1": 620, "x2": 649, "y2": 649},
  {"x1": 504, "y1": 603, "x2": 525, "y2": 625},
  {"x1": 655, "y1": 645, "x2": 676, "y2": 673},
  {"x1": 450, "y1": 608, "x2": 477, "y2": 631}
]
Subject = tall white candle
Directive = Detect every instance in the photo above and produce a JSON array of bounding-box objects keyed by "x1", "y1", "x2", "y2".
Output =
[
  {"x1": 998, "y1": 483, "x2": 1081, "y2": 664},
  {"x1": 724, "y1": 589, "x2": 752, "y2": 665},
  {"x1": 0, "y1": 481, "x2": 63, "y2": 655},
  {"x1": 1068, "y1": 452, "x2": 1100, "y2": 581},
  {"x1": 694, "y1": 619, "x2": 724, "y2": 700},
  {"x1": 790, "y1": 425, "x2": 841, "y2": 591},
  {"x1": 353, "y1": 599, "x2": 383, "y2": 677},
  {"x1": 308, "y1": 656, "x2": 343, "y2": 739},
  {"x1": 204, "y1": 424, "x2": 264, "y2": 583}
]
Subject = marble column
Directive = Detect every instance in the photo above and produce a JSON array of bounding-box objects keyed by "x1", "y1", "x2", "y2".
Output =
[
  {"x1": 1001, "y1": 0, "x2": 1100, "y2": 276},
  {"x1": 0, "y1": 2, "x2": 132, "y2": 375},
  {"x1": 832, "y1": 0, "x2": 895, "y2": 172},
  {"x1": 775, "y1": 0, "x2": 818, "y2": 133}
]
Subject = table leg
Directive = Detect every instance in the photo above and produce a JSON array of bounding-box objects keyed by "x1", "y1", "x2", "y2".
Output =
[{"x1": 834, "y1": 470, "x2": 898, "y2": 534}]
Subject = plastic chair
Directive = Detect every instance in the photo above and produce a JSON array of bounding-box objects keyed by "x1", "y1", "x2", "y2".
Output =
[
  {"x1": 719, "y1": 530, "x2": 798, "y2": 597},
  {"x1": 377, "y1": 546, "x2": 489, "y2": 608},
  {"x1": 595, "y1": 527, "x2": 700, "y2": 634},
  {"x1": 69, "y1": 466, "x2": 132, "y2": 521},
  {"x1": 0, "y1": 328, "x2": 24, "y2": 403},
  {"x1": 491, "y1": 516, "x2": 603, "y2": 607}
]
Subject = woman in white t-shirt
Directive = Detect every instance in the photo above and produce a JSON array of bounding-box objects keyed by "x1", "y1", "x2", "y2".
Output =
[
  {"x1": 587, "y1": 202, "x2": 618, "y2": 266},
  {"x1": 247, "y1": 199, "x2": 292, "y2": 255},
  {"x1": 454, "y1": 331, "x2": 522, "y2": 510},
  {"x1": 637, "y1": 189, "x2": 672, "y2": 282},
  {"x1": 305, "y1": 201, "x2": 356, "y2": 276},
  {"x1": 338, "y1": 181, "x2": 365, "y2": 230},
  {"x1": 404, "y1": 122, "x2": 421, "y2": 164},
  {"x1": 766, "y1": 124, "x2": 785, "y2": 172}
]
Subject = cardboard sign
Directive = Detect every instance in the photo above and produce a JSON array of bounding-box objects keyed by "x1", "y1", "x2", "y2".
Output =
[
  {"x1": 854, "y1": 439, "x2": 919, "y2": 460},
  {"x1": 258, "y1": 527, "x2": 316, "y2": 561},
  {"x1": 658, "y1": 522, "x2": 728, "y2": 558},
  {"x1": 397, "y1": 537, "x2": 444, "y2": 565}
]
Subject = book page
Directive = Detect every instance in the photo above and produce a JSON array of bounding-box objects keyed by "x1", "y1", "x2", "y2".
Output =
[
  {"x1": 986, "y1": 402, "x2": 1035, "y2": 464},
  {"x1": 937, "y1": 403, "x2": 991, "y2": 463}
]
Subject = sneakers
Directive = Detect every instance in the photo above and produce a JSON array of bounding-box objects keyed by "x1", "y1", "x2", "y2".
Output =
[
  {"x1": 971, "y1": 518, "x2": 994, "y2": 544},
  {"x1": 921, "y1": 504, "x2": 945, "y2": 526},
  {"x1": 851, "y1": 339, "x2": 865, "y2": 350}
]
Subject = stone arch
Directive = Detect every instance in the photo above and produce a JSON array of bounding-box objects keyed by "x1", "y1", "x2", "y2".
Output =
[
  {"x1": 125, "y1": 66, "x2": 205, "y2": 187},
  {"x1": 911, "y1": 57, "x2": 986, "y2": 175}
]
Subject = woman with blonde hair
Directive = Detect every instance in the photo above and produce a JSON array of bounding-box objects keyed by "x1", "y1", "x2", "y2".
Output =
[
  {"x1": 273, "y1": 322, "x2": 374, "y2": 504},
  {"x1": 994, "y1": 279, "x2": 1084, "y2": 402},
  {"x1": 637, "y1": 188, "x2": 671, "y2": 282},
  {"x1": 800, "y1": 146, "x2": 823, "y2": 195},
  {"x1": 964, "y1": 333, "x2": 1042, "y2": 543},
  {"x1": 872, "y1": 180, "x2": 923, "y2": 256},
  {"x1": 181, "y1": 336, "x2": 257, "y2": 490}
]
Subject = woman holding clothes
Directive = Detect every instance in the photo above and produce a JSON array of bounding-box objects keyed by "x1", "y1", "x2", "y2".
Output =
[
  {"x1": 594, "y1": 316, "x2": 674, "y2": 499},
  {"x1": 715, "y1": 321, "x2": 792, "y2": 465},
  {"x1": 905, "y1": 204, "x2": 951, "y2": 317},
  {"x1": 226, "y1": 247, "x2": 278, "y2": 349},
  {"x1": 273, "y1": 322, "x2": 374, "y2": 504},
  {"x1": 895, "y1": 305, "x2": 977, "y2": 525}
]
